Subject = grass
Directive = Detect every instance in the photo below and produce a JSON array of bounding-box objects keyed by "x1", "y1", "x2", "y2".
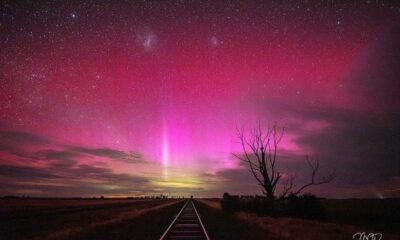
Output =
[
  {"x1": 322, "y1": 198, "x2": 400, "y2": 233},
  {"x1": 195, "y1": 199, "x2": 281, "y2": 240},
  {"x1": 68, "y1": 200, "x2": 186, "y2": 240},
  {"x1": 0, "y1": 198, "x2": 185, "y2": 240},
  {"x1": 2, "y1": 197, "x2": 399, "y2": 240},
  {"x1": 198, "y1": 198, "x2": 400, "y2": 240}
]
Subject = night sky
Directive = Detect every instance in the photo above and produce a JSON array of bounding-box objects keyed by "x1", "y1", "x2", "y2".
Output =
[{"x1": 1, "y1": 0, "x2": 399, "y2": 198}]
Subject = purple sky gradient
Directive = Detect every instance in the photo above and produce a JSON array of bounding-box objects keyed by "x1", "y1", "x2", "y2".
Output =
[{"x1": 0, "y1": 0, "x2": 399, "y2": 198}]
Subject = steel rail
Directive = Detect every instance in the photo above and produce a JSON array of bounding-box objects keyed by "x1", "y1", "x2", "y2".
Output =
[
  {"x1": 159, "y1": 199, "x2": 190, "y2": 240},
  {"x1": 159, "y1": 199, "x2": 210, "y2": 240},
  {"x1": 191, "y1": 200, "x2": 210, "y2": 240}
]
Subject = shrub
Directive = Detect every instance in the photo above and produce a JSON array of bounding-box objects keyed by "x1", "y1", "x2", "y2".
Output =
[
  {"x1": 282, "y1": 193, "x2": 326, "y2": 219},
  {"x1": 221, "y1": 192, "x2": 240, "y2": 214},
  {"x1": 221, "y1": 192, "x2": 325, "y2": 219},
  {"x1": 221, "y1": 193, "x2": 276, "y2": 215}
]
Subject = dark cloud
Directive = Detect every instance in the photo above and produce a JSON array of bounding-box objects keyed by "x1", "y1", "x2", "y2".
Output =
[
  {"x1": 0, "y1": 130, "x2": 49, "y2": 160},
  {"x1": 243, "y1": 29, "x2": 400, "y2": 197},
  {"x1": 0, "y1": 180, "x2": 145, "y2": 197},
  {"x1": 232, "y1": 96, "x2": 400, "y2": 198},
  {"x1": 0, "y1": 162, "x2": 151, "y2": 197},
  {"x1": 0, "y1": 129, "x2": 145, "y2": 164},
  {"x1": 65, "y1": 146, "x2": 145, "y2": 164},
  {"x1": 247, "y1": 99, "x2": 400, "y2": 197},
  {"x1": 0, "y1": 164, "x2": 60, "y2": 180},
  {"x1": 346, "y1": 25, "x2": 400, "y2": 111},
  {"x1": 215, "y1": 153, "x2": 337, "y2": 197},
  {"x1": 0, "y1": 129, "x2": 151, "y2": 196},
  {"x1": 0, "y1": 163, "x2": 149, "y2": 184},
  {"x1": 0, "y1": 130, "x2": 48, "y2": 146},
  {"x1": 35, "y1": 149, "x2": 79, "y2": 167},
  {"x1": 70, "y1": 164, "x2": 149, "y2": 184},
  {"x1": 296, "y1": 111, "x2": 400, "y2": 186},
  {"x1": 199, "y1": 168, "x2": 260, "y2": 196}
]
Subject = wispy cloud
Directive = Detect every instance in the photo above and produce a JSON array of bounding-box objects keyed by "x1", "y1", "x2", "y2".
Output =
[
  {"x1": 65, "y1": 146, "x2": 145, "y2": 164},
  {"x1": 0, "y1": 130, "x2": 151, "y2": 196}
]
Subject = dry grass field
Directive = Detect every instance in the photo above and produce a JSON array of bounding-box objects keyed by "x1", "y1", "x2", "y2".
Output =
[
  {"x1": 322, "y1": 198, "x2": 400, "y2": 232},
  {"x1": 0, "y1": 198, "x2": 185, "y2": 240},
  {"x1": 197, "y1": 198, "x2": 400, "y2": 240},
  {"x1": 1, "y1": 197, "x2": 399, "y2": 240}
]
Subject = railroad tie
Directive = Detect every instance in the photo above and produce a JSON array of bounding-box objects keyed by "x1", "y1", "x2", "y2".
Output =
[{"x1": 160, "y1": 199, "x2": 210, "y2": 240}]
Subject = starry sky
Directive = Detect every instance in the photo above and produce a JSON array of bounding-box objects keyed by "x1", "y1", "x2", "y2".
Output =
[{"x1": 0, "y1": 0, "x2": 399, "y2": 198}]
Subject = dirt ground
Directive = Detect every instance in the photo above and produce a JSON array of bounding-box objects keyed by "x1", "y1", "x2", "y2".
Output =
[{"x1": 197, "y1": 199, "x2": 400, "y2": 240}]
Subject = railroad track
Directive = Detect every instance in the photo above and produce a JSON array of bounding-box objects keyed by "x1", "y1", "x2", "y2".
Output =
[{"x1": 159, "y1": 199, "x2": 210, "y2": 240}]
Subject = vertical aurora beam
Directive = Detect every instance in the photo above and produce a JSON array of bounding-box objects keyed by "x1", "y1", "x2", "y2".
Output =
[{"x1": 162, "y1": 118, "x2": 169, "y2": 179}]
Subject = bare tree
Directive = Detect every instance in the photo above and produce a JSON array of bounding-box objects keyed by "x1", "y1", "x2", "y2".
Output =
[
  {"x1": 234, "y1": 124, "x2": 335, "y2": 200},
  {"x1": 234, "y1": 124, "x2": 284, "y2": 200}
]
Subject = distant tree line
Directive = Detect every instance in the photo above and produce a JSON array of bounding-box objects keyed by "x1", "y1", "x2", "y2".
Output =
[{"x1": 221, "y1": 192, "x2": 326, "y2": 219}]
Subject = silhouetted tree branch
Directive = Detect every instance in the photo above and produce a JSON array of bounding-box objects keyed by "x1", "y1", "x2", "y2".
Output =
[
  {"x1": 281, "y1": 174, "x2": 295, "y2": 198},
  {"x1": 234, "y1": 124, "x2": 335, "y2": 200},
  {"x1": 233, "y1": 124, "x2": 284, "y2": 200},
  {"x1": 292, "y1": 156, "x2": 336, "y2": 196}
]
